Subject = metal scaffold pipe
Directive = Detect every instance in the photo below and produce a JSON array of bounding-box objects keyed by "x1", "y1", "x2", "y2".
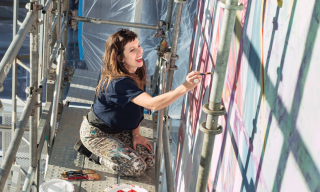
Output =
[
  {"x1": 29, "y1": 2, "x2": 40, "y2": 189},
  {"x1": 12, "y1": 0, "x2": 19, "y2": 152},
  {"x1": 62, "y1": 0, "x2": 70, "y2": 49},
  {"x1": 0, "y1": 10, "x2": 37, "y2": 90},
  {"x1": 30, "y1": 2, "x2": 39, "y2": 168},
  {"x1": 49, "y1": 50, "x2": 65, "y2": 146},
  {"x1": 195, "y1": 0, "x2": 243, "y2": 191},
  {"x1": 164, "y1": 2, "x2": 183, "y2": 110},
  {"x1": 165, "y1": 0, "x2": 174, "y2": 45},
  {"x1": 22, "y1": 167, "x2": 37, "y2": 192},
  {"x1": 154, "y1": 1, "x2": 184, "y2": 191},
  {"x1": 163, "y1": 116, "x2": 174, "y2": 192},
  {"x1": 74, "y1": 16, "x2": 160, "y2": 30},
  {"x1": 155, "y1": 58, "x2": 166, "y2": 192}
]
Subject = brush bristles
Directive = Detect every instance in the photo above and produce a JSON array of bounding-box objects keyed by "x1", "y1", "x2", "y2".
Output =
[
  {"x1": 93, "y1": 174, "x2": 100, "y2": 180},
  {"x1": 60, "y1": 174, "x2": 67, "y2": 178}
]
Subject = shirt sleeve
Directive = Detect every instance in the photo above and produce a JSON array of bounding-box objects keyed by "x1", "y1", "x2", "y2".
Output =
[{"x1": 108, "y1": 77, "x2": 144, "y2": 107}]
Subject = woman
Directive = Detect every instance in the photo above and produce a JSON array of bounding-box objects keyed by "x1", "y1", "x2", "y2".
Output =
[{"x1": 79, "y1": 29, "x2": 202, "y2": 177}]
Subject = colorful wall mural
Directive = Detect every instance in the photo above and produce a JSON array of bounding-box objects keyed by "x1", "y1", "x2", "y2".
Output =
[{"x1": 174, "y1": 0, "x2": 320, "y2": 191}]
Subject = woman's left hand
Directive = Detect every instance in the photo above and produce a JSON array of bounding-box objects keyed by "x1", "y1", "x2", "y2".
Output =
[{"x1": 132, "y1": 135, "x2": 153, "y2": 152}]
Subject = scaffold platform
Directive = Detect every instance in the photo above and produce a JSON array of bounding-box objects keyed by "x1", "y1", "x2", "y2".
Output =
[{"x1": 65, "y1": 69, "x2": 100, "y2": 105}]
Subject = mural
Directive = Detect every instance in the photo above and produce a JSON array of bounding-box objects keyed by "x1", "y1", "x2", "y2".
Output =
[{"x1": 174, "y1": 0, "x2": 320, "y2": 191}]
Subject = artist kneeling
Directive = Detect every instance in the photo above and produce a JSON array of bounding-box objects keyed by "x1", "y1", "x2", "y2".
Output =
[{"x1": 79, "y1": 29, "x2": 202, "y2": 177}]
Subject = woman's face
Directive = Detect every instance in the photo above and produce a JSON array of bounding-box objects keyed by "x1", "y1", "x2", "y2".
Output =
[{"x1": 122, "y1": 38, "x2": 143, "y2": 73}]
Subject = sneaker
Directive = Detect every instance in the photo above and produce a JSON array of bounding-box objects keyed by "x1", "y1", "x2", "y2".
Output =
[{"x1": 74, "y1": 140, "x2": 101, "y2": 165}]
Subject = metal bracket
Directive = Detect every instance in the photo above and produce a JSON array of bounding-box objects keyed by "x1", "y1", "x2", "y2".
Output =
[
  {"x1": 48, "y1": 73, "x2": 56, "y2": 81},
  {"x1": 25, "y1": 86, "x2": 43, "y2": 95},
  {"x1": 219, "y1": 1, "x2": 244, "y2": 10},
  {"x1": 202, "y1": 103, "x2": 226, "y2": 116},
  {"x1": 29, "y1": 25, "x2": 36, "y2": 33},
  {"x1": 157, "y1": 51, "x2": 165, "y2": 56},
  {"x1": 163, "y1": 52, "x2": 172, "y2": 61},
  {"x1": 168, "y1": 65, "x2": 178, "y2": 71},
  {"x1": 200, "y1": 122, "x2": 223, "y2": 135},
  {"x1": 63, "y1": 11, "x2": 68, "y2": 17},
  {"x1": 26, "y1": 2, "x2": 43, "y2": 10},
  {"x1": 36, "y1": 4, "x2": 44, "y2": 10},
  {"x1": 154, "y1": 20, "x2": 166, "y2": 38},
  {"x1": 25, "y1": 2, "x2": 34, "y2": 10},
  {"x1": 25, "y1": 87, "x2": 35, "y2": 95}
]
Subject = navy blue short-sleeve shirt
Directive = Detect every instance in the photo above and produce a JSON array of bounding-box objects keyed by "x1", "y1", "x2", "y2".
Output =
[{"x1": 92, "y1": 77, "x2": 144, "y2": 132}]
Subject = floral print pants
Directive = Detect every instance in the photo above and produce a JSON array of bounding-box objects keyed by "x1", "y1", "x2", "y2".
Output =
[{"x1": 80, "y1": 117, "x2": 155, "y2": 177}]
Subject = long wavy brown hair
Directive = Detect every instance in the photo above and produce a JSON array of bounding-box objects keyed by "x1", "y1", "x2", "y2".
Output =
[{"x1": 96, "y1": 29, "x2": 148, "y2": 95}]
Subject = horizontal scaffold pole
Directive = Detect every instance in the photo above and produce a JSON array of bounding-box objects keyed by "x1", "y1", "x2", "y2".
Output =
[{"x1": 74, "y1": 16, "x2": 160, "y2": 30}]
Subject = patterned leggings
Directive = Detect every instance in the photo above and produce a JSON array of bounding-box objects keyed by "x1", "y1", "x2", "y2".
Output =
[{"x1": 80, "y1": 117, "x2": 155, "y2": 177}]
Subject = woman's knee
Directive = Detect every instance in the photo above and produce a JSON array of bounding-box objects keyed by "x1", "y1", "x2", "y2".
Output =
[{"x1": 118, "y1": 157, "x2": 146, "y2": 177}]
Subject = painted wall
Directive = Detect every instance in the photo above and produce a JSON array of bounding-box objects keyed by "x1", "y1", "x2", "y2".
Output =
[{"x1": 174, "y1": 0, "x2": 320, "y2": 191}]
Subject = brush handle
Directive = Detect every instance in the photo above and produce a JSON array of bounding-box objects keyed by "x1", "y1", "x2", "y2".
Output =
[
  {"x1": 200, "y1": 72, "x2": 213, "y2": 75},
  {"x1": 64, "y1": 174, "x2": 94, "y2": 180},
  {"x1": 63, "y1": 170, "x2": 81, "y2": 175},
  {"x1": 63, "y1": 170, "x2": 95, "y2": 176},
  {"x1": 64, "y1": 175, "x2": 87, "y2": 180}
]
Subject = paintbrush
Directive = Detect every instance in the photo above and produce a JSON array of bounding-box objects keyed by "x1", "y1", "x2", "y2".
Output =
[
  {"x1": 200, "y1": 72, "x2": 213, "y2": 75},
  {"x1": 60, "y1": 170, "x2": 95, "y2": 177},
  {"x1": 193, "y1": 72, "x2": 214, "y2": 83},
  {"x1": 61, "y1": 173, "x2": 100, "y2": 181}
]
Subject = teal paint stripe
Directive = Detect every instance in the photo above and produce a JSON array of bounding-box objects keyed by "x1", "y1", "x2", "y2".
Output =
[{"x1": 78, "y1": 0, "x2": 84, "y2": 60}]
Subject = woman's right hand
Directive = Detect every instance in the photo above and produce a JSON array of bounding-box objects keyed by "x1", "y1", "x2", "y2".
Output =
[{"x1": 183, "y1": 71, "x2": 202, "y2": 91}]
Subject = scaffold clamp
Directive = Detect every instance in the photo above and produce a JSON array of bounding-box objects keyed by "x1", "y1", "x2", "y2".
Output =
[
  {"x1": 171, "y1": 55, "x2": 179, "y2": 60},
  {"x1": 200, "y1": 122, "x2": 223, "y2": 135},
  {"x1": 168, "y1": 65, "x2": 178, "y2": 71},
  {"x1": 202, "y1": 103, "x2": 226, "y2": 116}
]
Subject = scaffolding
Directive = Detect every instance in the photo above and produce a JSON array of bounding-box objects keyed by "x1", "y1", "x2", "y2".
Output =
[
  {"x1": 0, "y1": 0, "x2": 184, "y2": 191},
  {"x1": 0, "y1": 0, "x2": 243, "y2": 191}
]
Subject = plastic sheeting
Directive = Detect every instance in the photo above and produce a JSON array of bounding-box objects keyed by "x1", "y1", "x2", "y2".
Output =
[
  {"x1": 78, "y1": 0, "x2": 198, "y2": 119},
  {"x1": 0, "y1": 6, "x2": 30, "y2": 100}
]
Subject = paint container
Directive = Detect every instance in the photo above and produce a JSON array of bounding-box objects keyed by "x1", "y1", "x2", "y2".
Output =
[{"x1": 40, "y1": 179, "x2": 74, "y2": 192}]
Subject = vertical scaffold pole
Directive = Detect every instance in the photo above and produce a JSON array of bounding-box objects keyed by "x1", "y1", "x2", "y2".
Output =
[
  {"x1": 195, "y1": 1, "x2": 243, "y2": 191},
  {"x1": 60, "y1": 0, "x2": 70, "y2": 103},
  {"x1": 164, "y1": 0, "x2": 183, "y2": 117},
  {"x1": 155, "y1": 58, "x2": 166, "y2": 192},
  {"x1": 12, "y1": 0, "x2": 19, "y2": 151},
  {"x1": 29, "y1": 2, "x2": 39, "y2": 191}
]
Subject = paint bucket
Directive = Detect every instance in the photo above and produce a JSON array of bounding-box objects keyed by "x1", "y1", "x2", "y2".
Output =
[
  {"x1": 104, "y1": 184, "x2": 148, "y2": 192},
  {"x1": 40, "y1": 179, "x2": 74, "y2": 192}
]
